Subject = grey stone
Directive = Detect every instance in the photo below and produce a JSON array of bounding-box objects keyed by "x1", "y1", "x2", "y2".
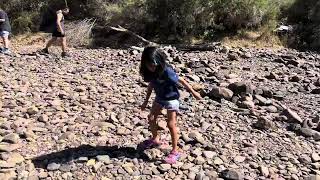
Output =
[
  {"x1": 221, "y1": 169, "x2": 243, "y2": 180},
  {"x1": 2, "y1": 133, "x2": 20, "y2": 144},
  {"x1": 283, "y1": 109, "x2": 303, "y2": 124},
  {"x1": 47, "y1": 162, "x2": 60, "y2": 171},
  {"x1": 298, "y1": 154, "x2": 312, "y2": 164},
  {"x1": 209, "y1": 86, "x2": 234, "y2": 100}
]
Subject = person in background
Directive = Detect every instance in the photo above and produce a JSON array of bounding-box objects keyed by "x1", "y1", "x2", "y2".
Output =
[
  {"x1": 0, "y1": 8, "x2": 11, "y2": 55},
  {"x1": 41, "y1": 7, "x2": 70, "y2": 57}
]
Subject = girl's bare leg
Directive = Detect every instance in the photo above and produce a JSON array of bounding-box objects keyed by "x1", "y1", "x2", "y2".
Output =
[
  {"x1": 167, "y1": 110, "x2": 178, "y2": 152},
  {"x1": 148, "y1": 102, "x2": 162, "y2": 142},
  {"x1": 3, "y1": 36, "x2": 9, "y2": 49}
]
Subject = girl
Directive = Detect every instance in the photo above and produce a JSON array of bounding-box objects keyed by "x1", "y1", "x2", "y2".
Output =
[{"x1": 139, "y1": 47, "x2": 202, "y2": 164}]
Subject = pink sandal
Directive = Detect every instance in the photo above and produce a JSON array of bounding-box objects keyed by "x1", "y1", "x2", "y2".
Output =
[{"x1": 164, "y1": 151, "x2": 181, "y2": 164}]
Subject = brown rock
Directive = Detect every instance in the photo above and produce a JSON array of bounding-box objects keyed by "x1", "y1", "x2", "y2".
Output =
[
  {"x1": 228, "y1": 53, "x2": 239, "y2": 61},
  {"x1": 209, "y1": 86, "x2": 234, "y2": 100},
  {"x1": 38, "y1": 114, "x2": 49, "y2": 123},
  {"x1": 2, "y1": 133, "x2": 20, "y2": 144},
  {"x1": 253, "y1": 116, "x2": 276, "y2": 130},
  {"x1": 27, "y1": 107, "x2": 39, "y2": 115},
  {"x1": 0, "y1": 144, "x2": 20, "y2": 152}
]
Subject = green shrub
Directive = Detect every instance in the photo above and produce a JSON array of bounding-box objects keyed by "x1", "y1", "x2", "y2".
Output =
[
  {"x1": 12, "y1": 14, "x2": 33, "y2": 34},
  {"x1": 1, "y1": 0, "x2": 319, "y2": 52},
  {"x1": 129, "y1": 0, "x2": 291, "y2": 42},
  {"x1": 287, "y1": 0, "x2": 320, "y2": 51}
]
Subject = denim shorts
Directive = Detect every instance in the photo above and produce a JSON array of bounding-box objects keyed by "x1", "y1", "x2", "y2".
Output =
[
  {"x1": 0, "y1": 31, "x2": 9, "y2": 38},
  {"x1": 155, "y1": 98, "x2": 180, "y2": 111}
]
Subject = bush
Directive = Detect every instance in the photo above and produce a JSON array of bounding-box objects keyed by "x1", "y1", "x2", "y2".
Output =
[
  {"x1": 110, "y1": 0, "x2": 293, "y2": 42},
  {"x1": 286, "y1": 0, "x2": 320, "y2": 51},
  {"x1": 1, "y1": 0, "x2": 319, "y2": 52},
  {"x1": 0, "y1": 0, "x2": 44, "y2": 34},
  {"x1": 12, "y1": 13, "x2": 39, "y2": 34}
]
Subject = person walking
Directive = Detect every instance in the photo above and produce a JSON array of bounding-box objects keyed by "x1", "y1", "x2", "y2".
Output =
[
  {"x1": 41, "y1": 7, "x2": 70, "y2": 57},
  {"x1": 0, "y1": 8, "x2": 11, "y2": 55}
]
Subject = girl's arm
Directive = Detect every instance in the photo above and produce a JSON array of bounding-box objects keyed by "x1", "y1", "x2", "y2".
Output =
[
  {"x1": 141, "y1": 83, "x2": 153, "y2": 110},
  {"x1": 178, "y1": 77, "x2": 202, "y2": 100}
]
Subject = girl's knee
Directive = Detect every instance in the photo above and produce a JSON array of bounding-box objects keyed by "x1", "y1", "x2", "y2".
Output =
[{"x1": 167, "y1": 120, "x2": 176, "y2": 129}]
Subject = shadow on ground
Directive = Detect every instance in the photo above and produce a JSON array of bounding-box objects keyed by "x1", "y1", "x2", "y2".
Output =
[{"x1": 32, "y1": 144, "x2": 152, "y2": 169}]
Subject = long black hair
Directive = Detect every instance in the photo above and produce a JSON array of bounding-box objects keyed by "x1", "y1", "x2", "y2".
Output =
[{"x1": 140, "y1": 47, "x2": 167, "y2": 82}]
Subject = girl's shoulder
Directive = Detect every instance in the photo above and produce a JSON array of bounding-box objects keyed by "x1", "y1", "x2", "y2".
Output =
[
  {"x1": 164, "y1": 66, "x2": 178, "y2": 75},
  {"x1": 162, "y1": 66, "x2": 179, "y2": 82}
]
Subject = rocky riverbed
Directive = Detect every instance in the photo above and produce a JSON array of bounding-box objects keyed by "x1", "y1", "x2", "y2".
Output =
[{"x1": 0, "y1": 45, "x2": 319, "y2": 180}]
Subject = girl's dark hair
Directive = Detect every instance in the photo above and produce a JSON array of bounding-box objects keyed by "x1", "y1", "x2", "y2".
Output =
[{"x1": 140, "y1": 47, "x2": 167, "y2": 82}]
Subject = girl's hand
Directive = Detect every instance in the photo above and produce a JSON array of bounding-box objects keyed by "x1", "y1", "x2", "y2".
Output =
[
  {"x1": 179, "y1": 78, "x2": 202, "y2": 100},
  {"x1": 140, "y1": 101, "x2": 148, "y2": 111},
  {"x1": 193, "y1": 91, "x2": 202, "y2": 100}
]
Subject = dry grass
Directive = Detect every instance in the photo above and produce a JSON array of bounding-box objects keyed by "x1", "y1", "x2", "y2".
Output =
[
  {"x1": 65, "y1": 18, "x2": 96, "y2": 47},
  {"x1": 11, "y1": 19, "x2": 96, "y2": 48},
  {"x1": 221, "y1": 30, "x2": 284, "y2": 49}
]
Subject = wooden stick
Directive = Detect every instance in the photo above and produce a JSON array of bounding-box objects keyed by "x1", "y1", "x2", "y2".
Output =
[
  {"x1": 109, "y1": 25, "x2": 158, "y2": 46},
  {"x1": 64, "y1": 0, "x2": 68, "y2": 8}
]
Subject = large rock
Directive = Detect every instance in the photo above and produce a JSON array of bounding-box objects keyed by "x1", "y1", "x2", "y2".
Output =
[
  {"x1": 158, "y1": 164, "x2": 171, "y2": 172},
  {"x1": 228, "y1": 82, "x2": 254, "y2": 96},
  {"x1": 254, "y1": 95, "x2": 271, "y2": 106},
  {"x1": 209, "y1": 86, "x2": 234, "y2": 100},
  {"x1": 228, "y1": 53, "x2": 239, "y2": 61},
  {"x1": 27, "y1": 106, "x2": 39, "y2": 115},
  {"x1": 6, "y1": 152, "x2": 24, "y2": 164},
  {"x1": 259, "y1": 166, "x2": 269, "y2": 177},
  {"x1": 299, "y1": 128, "x2": 316, "y2": 137},
  {"x1": 0, "y1": 170, "x2": 17, "y2": 180},
  {"x1": 234, "y1": 156, "x2": 246, "y2": 163},
  {"x1": 47, "y1": 162, "x2": 61, "y2": 171},
  {"x1": 282, "y1": 109, "x2": 303, "y2": 124},
  {"x1": 2, "y1": 133, "x2": 20, "y2": 144},
  {"x1": 221, "y1": 169, "x2": 243, "y2": 180},
  {"x1": 253, "y1": 116, "x2": 276, "y2": 130},
  {"x1": 213, "y1": 157, "x2": 224, "y2": 165},
  {"x1": 96, "y1": 155, "x2": 110, "y2": 164},
  {"x1": 187, "y1": 75, "x2": 201, "y2": 82},
  {"x1": 312, "y1": 153, "x2": 320, "y2": 162},
  {"x1": 306, "y1": 175, "x2": 320, "y2": 180},
  {"x1": 265, "y1": 72, "x2": 279, "y2": 80},
  {"x1": 237, "y1": 99, "x2": 255, "y2": 109},
  {"x1": 0, "y1": 144, "x2": 20, "y2": 152},
  {"x1": 296, "y1": 128, "x2": 320, "y2": 140},
  {"x1": 203, "y1": 151, "x2": 216, "y2": 159},
  {"x1": 311, "y1": 88, "x2": 320, "y2": 94},
  {"x1": 298, "y1": 154, "x2": 312, "y2": 164},
  {"x1": 189, "y1": 131, "x2": 206, "y2": 144},
  {"x1": 38, "y1": 114, "x2": 49, "y2": 123}
]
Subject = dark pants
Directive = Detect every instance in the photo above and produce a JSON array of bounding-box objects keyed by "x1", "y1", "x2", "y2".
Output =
[{"x1": 52, "y1": 30, "x2": 65, "y2": 37}]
